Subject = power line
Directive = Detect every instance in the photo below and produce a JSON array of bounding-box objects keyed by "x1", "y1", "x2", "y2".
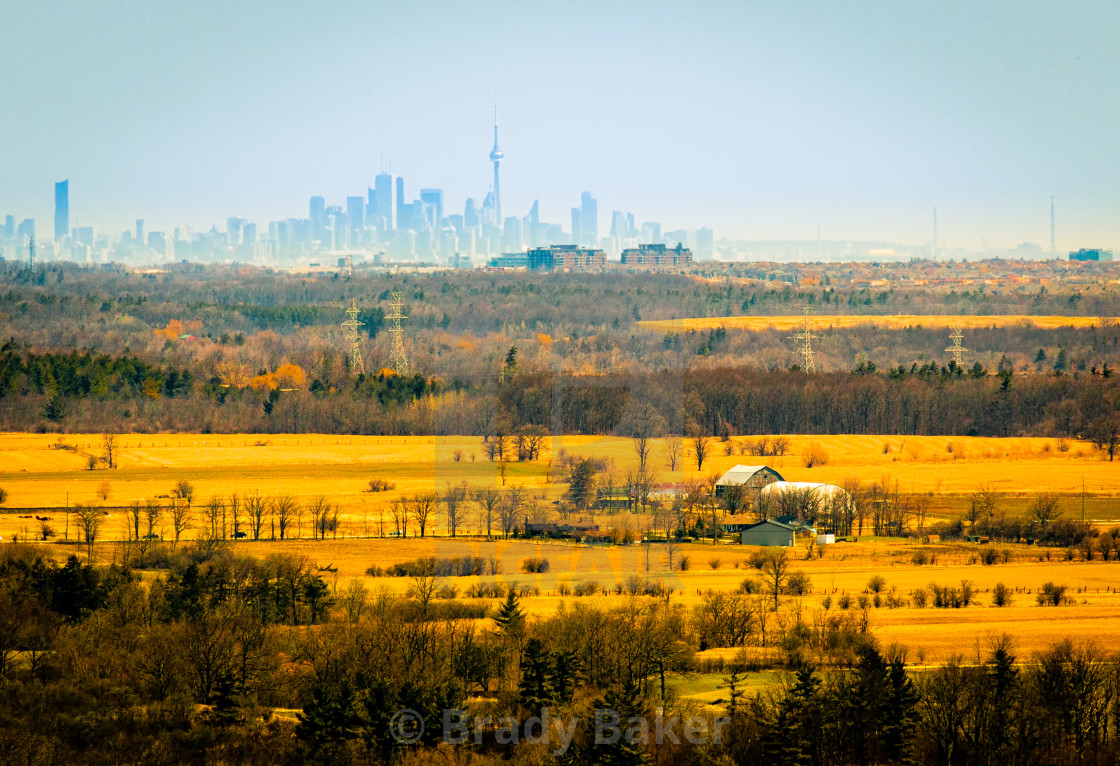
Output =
[
  {"x1": 341, "y1": 299, "x2": 364, "y2": 375},
  {"x1": 387, "y1": 291, "x2": 408, "y2": 376},
  {"x1": 789, "y1": 310, "x2": 816, "y2": 372},
  {"x1": 946, "y1": 326, "x2": 967, "y2": 367}
]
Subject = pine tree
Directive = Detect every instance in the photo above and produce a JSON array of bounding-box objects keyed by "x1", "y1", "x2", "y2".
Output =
[
  {"x1": 550, "y1": 648, "x2": 582, "y2": 706},
  {"x1": 493, "y1": 590, "x2": 524, "y2": 636},
  {"x1": 594, "y1": 679, "x2": 650, "y2": 766},
  {"x1": 519, "y1": 638, "x2": 554, "y2": 716},
  {"x1": 296, "y1": 679, "x2": 363, "y2": 753}
]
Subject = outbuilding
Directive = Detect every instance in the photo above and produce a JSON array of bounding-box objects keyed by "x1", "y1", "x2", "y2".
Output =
[
  {"x1": 739, "y1": 519, "x2": 796, "y2": 547},
  {"x1": 715, "y1": 465, "x2": 784, "y2": 498}
]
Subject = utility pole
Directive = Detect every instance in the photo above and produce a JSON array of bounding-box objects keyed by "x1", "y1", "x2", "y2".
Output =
[
  {"x1": 387, "y1": 291, "x2": 409, "y2": 375},
  {"x1": 341, "y1": 299, "x2": 365, "y2": 374},
  {"x1": 946, "y1": 326, "x2": 967, "y2": 367}
]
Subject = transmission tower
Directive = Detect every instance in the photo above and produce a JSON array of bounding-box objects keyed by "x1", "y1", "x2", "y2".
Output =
[
  {"x1": 341, "y1": 299, "x2": 364, "y2": 374},
  {"x1": 946, "y1": 326, "x2": 967, "y2": 367},
  {"x1": 386, "y1": 291, "x2": 408, "y2": 376},
  {"x1": 788, "y1": 311, "x2": 816, "y2": 372}
]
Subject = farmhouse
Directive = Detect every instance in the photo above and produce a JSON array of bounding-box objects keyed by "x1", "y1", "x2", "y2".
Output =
[
  {"x1": 714, "y1": 465, "x2": 784, "y2": 499},
  {"x1": 740, "y1": 519, "x2": 796, "y2": 547},
  {"x1": 524, "y1": 519, "x2": 600, "y2": 538},
  {"x1": 721, "y1": 514, "x2": 756, "y2": 534}
]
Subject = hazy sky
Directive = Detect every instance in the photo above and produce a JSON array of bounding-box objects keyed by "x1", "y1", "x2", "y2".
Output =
[{"x1": 3, "y1": 0, "x2": 1119, "y2": 249}]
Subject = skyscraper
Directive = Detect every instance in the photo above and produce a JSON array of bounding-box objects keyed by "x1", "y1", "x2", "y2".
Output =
[
  {"x1": 310, "y1": 196, "x2": 326, "y2": 243},
  {"x1": 580, "y1": 191, "x2": 598, "y2": 247},
  {"x1": 420, "y1": 188, "x2": 444, "y2": 226},
  {"x1": 346, "y1": 196, "x2": 365, "y2": 235},
  {"x1": 373, "y1": 174, "x2": 395, "y2": 231},
  {"x1": 489, "y1": 105, "x2": 504, "y2": 228},
  {"x1": 54, "y1": 180, "x2": 69, "y2": 240}
]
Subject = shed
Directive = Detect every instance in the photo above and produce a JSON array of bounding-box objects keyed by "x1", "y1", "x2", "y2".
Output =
[
  {"x1": 715, "y1": 465, "x2": 784, "y2": 498},
  {"x1": 740, "y1": 519, "x2": 796, "y2": 547}
]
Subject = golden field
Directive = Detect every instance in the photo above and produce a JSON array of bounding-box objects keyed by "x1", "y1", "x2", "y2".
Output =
[
  {"x1": 637, "y1": 314, "x2": 1117, "y2": 333},
  {"x1": 1, "y1": 431, "x2": 1118, "y2": 669},
  {"x1": 0, "y1": 432, "x2": 1116, "y2": 543}
]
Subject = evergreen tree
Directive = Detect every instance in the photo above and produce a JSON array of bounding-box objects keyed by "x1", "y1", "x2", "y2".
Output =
[
  {"x1": 296, "y1": 679, "x2": 363, "y2": 753},
  {"x1": 519, "y1": 638, "x2": 554, "y2": 715},
  {"x1": 493, "y1": 590, "x2": 525, "y2": 636},
  {"x1": 593, "y1": 679, "x2": 650, "y2": 766},
  {"x1": 550, "y1": 648, "x2": 582, "y2": 707}
]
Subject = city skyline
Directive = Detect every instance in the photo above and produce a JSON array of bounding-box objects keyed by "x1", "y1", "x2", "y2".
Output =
[{"x1": 2, "y1": 2, "x2": 1119, "y2": 251}]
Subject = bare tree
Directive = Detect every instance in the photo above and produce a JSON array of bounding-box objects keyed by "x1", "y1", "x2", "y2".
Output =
[
  {"x1": 144, "y1": 498, "x2": 162, "y2": 540},
  {"x1": 618, "y1": 401, "x2": 667, "y2": 472},
  {"x1": 202, "y1": 495, "x2": 224, "y2": 540},
  {"x1": 170, "y1": 499, "x2": 192, "y2": 544},
  {"x1": 127, "y1": 501, "x2": 142, "y2": 541},
  {"x1": 307, "y1": 496, "x2": 330, "y2": 540},
  {"x1": 272, "y1": 496, "x2": 298, "y2": 540},
  {"x1": 664, "y1": 434, "x2": 684, "y2": 471},
  {"x1": 228, "y1": 493, "x2": 240, "y2": 539},
  {"x1": 501, "y1": 485, "x2": 530, "y2": 537},
  {"x1": 96, "y1": 480, "x2": 111, "y2": 502},
  {"x1": 443, "y1": 483, "x2": 468, "y2": 537},
  {"x1": 689, "y1": 431, "x2": 713, "y2": 471},
  {"x1": 1028, "y1": 493, "x2": 1062, "y2": 529},
  {"x1": 474, "y1": 486, "x2": 501, "y2": 539},
  {"x1": 1086, "y1": 413, "x2": 1120, "y2": 461},
  {"x1": 245, "y1": 492, "x2": 268, "y2": 541},
  {"x1": 172, "y1": 479, "x2": 195, "y2": 509},
  {"x1": 73, "y1": 503, "x2": 103, "y2": 562},
  {"x1": 390, "y1": 498, "x2": 409, "y2": 538},
  {"x1": 102, "y1": 432, "x2": 117, "y2": 469},
  {"x1": 409, "y1": 492, "x2": 438, "y2": 537},
  {"x1": 761, "y1": 549, "x2": 790, "y2": 612}
]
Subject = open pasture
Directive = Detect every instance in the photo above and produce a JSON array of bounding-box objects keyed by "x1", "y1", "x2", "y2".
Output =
[
  {"x1": 89, "y1": 534, "x2": 1120, "y2": 665},
  {"x1": 637, "y1": 314, "x2": 1118, "y2": 333},
  {"x1": 1, "y1": 432, "x2": 1117, "y2": 543}
]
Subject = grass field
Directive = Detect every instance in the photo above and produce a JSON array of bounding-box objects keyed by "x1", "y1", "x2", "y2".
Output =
[
  {"x1": 2, "y1": 431, "x2": 1118, "y2": 665},
  {"x1": 637, "y1": 314, "x2": 1118, "y2": 333}
]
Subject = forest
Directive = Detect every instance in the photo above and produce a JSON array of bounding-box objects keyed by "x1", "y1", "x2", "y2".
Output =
[{"x1": 1, "y1": 261, "x2": 1119, "y2": 438}]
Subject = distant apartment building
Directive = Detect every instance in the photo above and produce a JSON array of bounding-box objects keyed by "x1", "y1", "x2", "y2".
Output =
[
  {"x1": 527, "y1": 244, "x2": 606, "y2": 272},
  {"x1": 620, "y1": 242, "x2": 693, "y2": 268},
  {"x1": 1069, "y1": 248, "x2": 1113, "y2": 262}
]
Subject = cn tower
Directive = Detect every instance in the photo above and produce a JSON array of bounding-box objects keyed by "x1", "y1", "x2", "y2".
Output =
[{"x1": 489, "y1": 104, "x2": 503, "y2": 226}]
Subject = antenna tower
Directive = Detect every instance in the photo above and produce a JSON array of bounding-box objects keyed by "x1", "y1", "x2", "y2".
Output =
[
  {"x1": 946, "y1": 326, "x2": 967, "y2": 367},
  {"x1": 28, "y1": 235, "x2": 35, "y2": 270},
  {"x1": 341, "y1": 299, "x2": 364, "y2": 374},
  {"x1": 789, "y1": 310, "x2": 816, "y2": 372},
  {"x1": 387, "y1": 291, "x2": 408, "y2": 375}
]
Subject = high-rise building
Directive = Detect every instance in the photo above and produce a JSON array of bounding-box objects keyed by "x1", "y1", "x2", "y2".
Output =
[
  {"x1": 395, "y1": 177, "x2": 405, "y2": 213},
  {"x1": 310, "y1": 196, "x2": 326, "y2": 243},
  {"x1": 580, "y1": 191, "x2": 598, "y2": 247},
  {"x1": 17, "y1": 219, "x2": 35, "y2": 240},
  {"x1": 54, "y1": 180, "x2": 69, "y2": 240},
  {"x1": 242, "y1": 223, "x2": 257, "y2": 245},
  {"x1": 227, "y1": 217, "x2": 243, "y2": 246},
  {"x1": 373, "y1": 174, "x2": 395, "y2": 231},
  {"x1": 489, "y1": 104, "x2": 504, "y2": 228},
  {"x1": 420, "y1": 188, "x2": 444, "y2": 225},
  {"x1": 641, "y1": 222, "x2": 661, "y2": 244},
  {"x1": 694, "y1": 227, "x2": 714, "y2": 258},
  {"x1": 136, "y1": 219, "x2": 145, "y2": 245},
  {"x1": 463, "y1": 198, "x2": 480, "y2": 229},
  {"x1": 571, "y1": 208, "x2": 581, "y2": 246},
  {"x1": 346, "y1": 196, "x2": 365, "y2": 236},
  {"x1": 4, "y1": 215, "x2": 14, "y2": 237}
]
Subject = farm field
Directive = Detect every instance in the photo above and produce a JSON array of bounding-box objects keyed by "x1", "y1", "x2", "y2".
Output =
[
  {"x1": 637, "y1": 314, "x2": 1118, "y2": 333},
  {"x1": 1, "y1": 431, "x2": 1118, "y2": 542},
  {"x1": 74, "y1": 534, "x2": 1120, "y2": 665}
]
